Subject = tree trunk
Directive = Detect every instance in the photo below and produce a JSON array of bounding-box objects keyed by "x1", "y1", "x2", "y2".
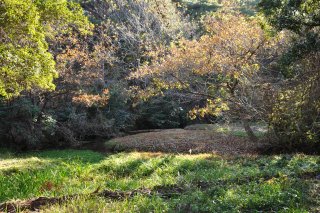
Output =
[{"x1": 242, "y1": 119, "x2": 258, "y2": 142}]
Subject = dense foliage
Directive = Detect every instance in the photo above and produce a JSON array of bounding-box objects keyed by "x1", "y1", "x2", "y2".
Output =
[
  {"x1": 0, "y1": 0, "x2": 319, "y2": 151},
  {"x1": 260, "y1": 0, "x2": 320, "y2": 148},
  {"x1": 1, "y1": 1, "x2": 320, "y2": 211},
  {"x1": 0, "y1": 0, "x2": 91, "y2": 99}
]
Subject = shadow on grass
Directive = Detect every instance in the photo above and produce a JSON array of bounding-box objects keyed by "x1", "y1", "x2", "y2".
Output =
[
  {"x1": 21, "y1": 149, "x2": 105, "y2": 164},
  {"x1": 175, "y1": 0, "x2": 220, "y2": 18},
  {"x1": 92, "y1": 153, "x2": 318, "y2": 211},
  {"x1": 0, "y1": 149, "x2": 319, "y2": 212}
]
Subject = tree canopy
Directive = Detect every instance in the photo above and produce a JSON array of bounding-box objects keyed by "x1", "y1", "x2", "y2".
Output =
[
  {"x1": 0, "y1": 0, "x2": 319, "y2": 150},
  {"x1": 0, "y1": 0, "x2": 91, "y2": 99},
  {"x1": 259, "y1": 0, "x2": 320, "y2": 33}
]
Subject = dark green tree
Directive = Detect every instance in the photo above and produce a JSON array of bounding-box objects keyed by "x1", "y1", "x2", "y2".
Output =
[
  {"x1": 259, "y1": 0, "x2": 320, "y2": 77},
  {"x1": 259, "y1": 0, "x2": 320, "y2": 33}
]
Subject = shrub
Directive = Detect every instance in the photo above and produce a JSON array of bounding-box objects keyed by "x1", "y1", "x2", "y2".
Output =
[
  {"x1": 0, "y1": 99, "x2": 46, "y2": 150},
  {"x1": 270, "y1": 54, "x2": 320, "y2": 149}
]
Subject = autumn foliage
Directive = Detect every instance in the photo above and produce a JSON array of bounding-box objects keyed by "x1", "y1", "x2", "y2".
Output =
[
  {"x1": 0, "y1": 0, "x2": 319, "y2": 150},
  {"x1": 132, "y1": 11, "x2": 267, "y2": 124}
]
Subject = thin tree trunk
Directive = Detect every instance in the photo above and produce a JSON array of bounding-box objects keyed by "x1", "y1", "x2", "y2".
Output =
[{"x1": 242, "y1": 119, "x2": 258, "y2": 142}]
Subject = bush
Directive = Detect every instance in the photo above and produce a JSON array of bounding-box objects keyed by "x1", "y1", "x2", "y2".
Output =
[
  {"x1": 0, "y1": 99, "x2": 45, "y2": 150},
  {"x1": 270, "y1": 54, "x2": 320, "y2": 150},
  {"x1": 0, "y1": 98, "x2": 115, "y2": 150}
]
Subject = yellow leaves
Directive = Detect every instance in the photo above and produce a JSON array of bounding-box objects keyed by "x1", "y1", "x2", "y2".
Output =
[
  {"x1": 306, "y1": 130, "x2": 317, "y2": 141},
  {"x1": 152, "y1": 78, "x2": 168, "y2": 90},
  {"x1": 188, "y1": 98, "x2": 230, "y2": 119},
  {"x1": 265, "y1": 178, "x2": 276, "y2": 184},
  {"x1": 233, "y1": 72, "x2": 240, "y2": 79},
  {"x1": 252, "y1": 63, "x2": 260, "y2": 71}
]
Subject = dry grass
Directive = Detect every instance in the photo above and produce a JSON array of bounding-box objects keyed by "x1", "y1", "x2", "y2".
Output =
[{"x1": 106, "y1": 128, "x2": 268, "y2": 155}]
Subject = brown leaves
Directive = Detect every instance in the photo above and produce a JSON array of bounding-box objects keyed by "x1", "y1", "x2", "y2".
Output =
[
  {"x1": 72, "y1": 89, "x2": 110, "y2": 107},
  {"x1": 132, "y1": 11, "x2": 267, "y2": 83},
  {"x1": 40, "y1": 181, "x2": 56, "y2": 192},
  {"x1": 39, "y1": 181, "x2": 62, "y2": 193},
  {"x1": 108, "y1": 128, "x2": 266, "y2": 155},
  {"x1": 130, "y1": 11, "x2": 269, "y2": 119}
]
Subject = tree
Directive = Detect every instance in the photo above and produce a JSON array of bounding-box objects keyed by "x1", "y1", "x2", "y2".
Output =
[
  {"x1": 77, "y1": 0, "x2": 195, "y2": 131},
  {"x1": 259, "y1": 0, "x2": 320, "y2": 147},
  {"x1": 259, "y1": 0, "x2": 320, "y2": 33},
  {"x1": 131, "y1": 11, "x2": 274, "y2": 141},
  {"x1": 259, "y1": 0, "x2": 320, "y2": 77},
  {"x1": 0, "y1": 0, "x2": 93, "y2": 149},
  {"x1": 0, "y1": 0, "x2": 91, "y2": 99}
]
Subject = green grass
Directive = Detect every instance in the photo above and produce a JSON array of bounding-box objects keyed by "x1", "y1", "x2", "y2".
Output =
[
  {"x1": 177, "y1": 0, "x2": 220, "y2": 18},
  {"x1": 0, "y1": 150, "x2": 319, "y2": 212},
  {"x1": 185, "y1": 123, "x2": 267, "y2": 138},
  {"x1": 176, "y1": 0, "x2": 261, "y2": 19}
]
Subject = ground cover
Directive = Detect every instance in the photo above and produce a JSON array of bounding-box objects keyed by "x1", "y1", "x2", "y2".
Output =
[
  {"x1": 0, "y1": 148, "x2": 319, "y2": 212},
  {"x1": 106, "y1": 124, "x2": 268, "y2": 155}
]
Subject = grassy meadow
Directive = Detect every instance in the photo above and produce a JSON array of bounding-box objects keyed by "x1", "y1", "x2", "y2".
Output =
[{"x1": 0, "y1": 149, "x2": 319, "y2": 212}]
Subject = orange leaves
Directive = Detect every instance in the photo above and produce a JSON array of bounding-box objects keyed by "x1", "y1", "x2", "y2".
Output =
[
  {"x1": 200, "y1": 13, "x2": 265, "y2": 74},
  {"x1": 130, "y1": 11, "x2": 270, "y2": 119},
  {"x1": 132, "y1": 12, "x2": 266, "y2": 84},
  {"x1": 72, "y1": 89, "x2": 110, "y2": 107}
]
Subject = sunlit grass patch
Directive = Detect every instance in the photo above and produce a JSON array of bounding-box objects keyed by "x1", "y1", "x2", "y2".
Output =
[
  {"x1": 43, "y1": 194, "x2": 169, "y2": 213},
  {"x1": 185, "y1": 123, "x2": 267, "y2": 138},
  {"x1": 0, "y1": 150, "x2": 104, "y2": 202},
  {"x1": 0, "y1": 157, "x2": 51, "y2": 172}
]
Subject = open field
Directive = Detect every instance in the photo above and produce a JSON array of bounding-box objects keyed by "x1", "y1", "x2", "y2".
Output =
[{"x1": 1, "y1": 148, "x2": 319, "y2": 212}]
